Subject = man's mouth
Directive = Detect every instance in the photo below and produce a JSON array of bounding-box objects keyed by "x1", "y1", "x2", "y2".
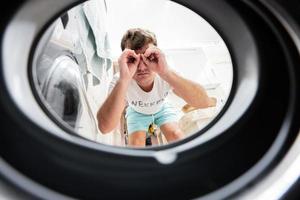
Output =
[{"x1": 137, "y1": 72, "x2": 149, "y2": 76}]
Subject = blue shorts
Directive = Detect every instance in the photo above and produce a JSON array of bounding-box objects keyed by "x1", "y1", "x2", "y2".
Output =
[{"x1": 125, "y1": 103, "x2": 180, "y2": 135}]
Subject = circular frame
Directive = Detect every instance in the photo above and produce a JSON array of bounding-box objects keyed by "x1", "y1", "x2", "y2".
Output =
[{"x1": 0, "y1": 0, "x2": 299, "y2": 199}]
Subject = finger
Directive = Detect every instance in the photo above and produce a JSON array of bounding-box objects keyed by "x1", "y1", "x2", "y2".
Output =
[
  {"x1": 145, "y1": 51, "x2": 160, "y2": 64},
  {"x1": 144, "y1": 46, "x2": 160, "y2": 58},
  {"x1": 125, "y1": 49, "x2": 139, "y2": 63},
  {"x1": 130, "y1": 54, "x2": 140, "y2": 65},
  {"x1": 141, "y1": 54, "x2": 150, "y2": 65},
  {"x1": 123, "y1": 49, "x2": 137, "y2": 58},
  {"x1": 118, "y1": 54, "x2": 127, "y2": 66},
  {"x1": 128, "y1": 61, "x2": 138, "y2": 74},
  {"x1": 124, "y1": 48, "x2": 136, "y2": 54},
  {"x1": 120, "y1": 49, "x2": 130, "y2": 63},
  {"x1": 127, "y1": 56, "x2": 136, "y2": 64},
  {"x1": 127, "y1": 53, "x2": 139, "y2": 64},
  {"x1": 135, "y1": 54, "x2": 141, "y2": 63},
  {"x1": 143, "y1": 53, "x2": 158, "y2": 64},
  {"x1": 128, "y1": 55, "x2": 141, "y2": 64},
  {"x1": 149, "y1": 53, "x2": 157, "y2": 62},
  {"x1": 143, "y1": 47, "x2": 155, "y2": 58}
]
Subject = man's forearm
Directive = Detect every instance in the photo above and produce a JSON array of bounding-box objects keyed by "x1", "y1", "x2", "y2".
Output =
[
  {"x1": 97, "y1": 80, "x2": 129, "y2": 133},
  {"x1": 160, "y1": 70, "x2": 216, "y2": 108}
]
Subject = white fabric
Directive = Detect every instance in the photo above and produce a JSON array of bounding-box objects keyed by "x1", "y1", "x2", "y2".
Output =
[
  {"x1": 109, "y1": 73, "x2": 171, "y2": 115},
  {"x1": 83, "y1": 0, "x2": 112, "y2": 59}
]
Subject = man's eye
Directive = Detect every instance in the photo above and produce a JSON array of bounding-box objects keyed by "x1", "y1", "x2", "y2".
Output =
[{"x1": 128, "y1": 57, "x2": 135, "y2": 63}]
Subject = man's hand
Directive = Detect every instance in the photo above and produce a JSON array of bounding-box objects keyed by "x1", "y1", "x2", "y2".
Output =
[
  {"x1": 118, "y1": 49, "x2": 140, "y2": 83},
  {"x1": 141, "y1": 45, "x2": 169, "y2": 77}
]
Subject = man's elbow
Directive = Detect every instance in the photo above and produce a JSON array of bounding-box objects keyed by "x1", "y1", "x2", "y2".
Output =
[
  {"x1": 98, "y1": 123, "x2": 113, "y2": 134},
  {"x1": 97, "y1": 111, "x2": 113, "y2": 134}
]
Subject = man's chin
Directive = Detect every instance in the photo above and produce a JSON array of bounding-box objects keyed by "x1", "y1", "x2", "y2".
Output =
[{"x1": 135, "y1": 76, "x2": 153, "y2": 86}]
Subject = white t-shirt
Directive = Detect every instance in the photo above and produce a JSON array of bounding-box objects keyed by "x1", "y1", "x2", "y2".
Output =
[{"x1": 109, "y1": 73, "x2": 171, "y2": 115}]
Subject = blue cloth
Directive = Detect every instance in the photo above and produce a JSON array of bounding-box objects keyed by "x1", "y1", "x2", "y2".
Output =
[{"x1": 125, "y1": 103, "x2": 180, "y2": 135}]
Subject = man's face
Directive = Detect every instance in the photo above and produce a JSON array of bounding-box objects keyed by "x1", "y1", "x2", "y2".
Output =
[{"x1": 132, "y1": 43, "x2": 156, "y2": 87}]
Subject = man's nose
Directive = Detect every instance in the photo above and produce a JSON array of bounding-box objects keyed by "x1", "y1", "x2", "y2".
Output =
[{"x1": 137, "y1": 61, "x2": 147, "y2": 70}]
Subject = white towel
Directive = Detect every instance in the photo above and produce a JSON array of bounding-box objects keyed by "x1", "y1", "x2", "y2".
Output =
[{"x1": 83, "y1": 0, "x2": 112, "y2": 59}]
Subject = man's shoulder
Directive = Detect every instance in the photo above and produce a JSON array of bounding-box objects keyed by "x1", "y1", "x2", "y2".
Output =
[
  {"x1": 112, "y1": 72, "x2": 120, "y2": 80},
  {"x1": 110, "y1": 73, "x2": 120, "y2": 84},
  {"x1": 108, "y1": 73, "x2": 121, "y2": 93},
  {"x1": 155, "y1": 75, "x2": 171, "y2": 90}
]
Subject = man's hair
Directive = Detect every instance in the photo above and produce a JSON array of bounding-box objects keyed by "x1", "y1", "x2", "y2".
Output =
[{"x1": 121, "y1": 28, "x2": 157, "y2": 51}]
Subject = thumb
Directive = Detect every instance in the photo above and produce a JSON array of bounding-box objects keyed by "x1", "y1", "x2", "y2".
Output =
[
  {"x1": 135, "y1": 54, "x2": 141, "y2": 65},
  {"x1": 141, "y1": 54, "x2": 150, "y2": 66}
]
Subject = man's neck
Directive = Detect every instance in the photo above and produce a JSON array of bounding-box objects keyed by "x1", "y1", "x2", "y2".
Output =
[{"x1": 138, "y1": 81, "x2": 154, "y2": 92}]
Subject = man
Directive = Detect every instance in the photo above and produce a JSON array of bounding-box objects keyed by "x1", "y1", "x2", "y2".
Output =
[{"x1": 97, "y1": 28, "x2": 216, "y2": 147}]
